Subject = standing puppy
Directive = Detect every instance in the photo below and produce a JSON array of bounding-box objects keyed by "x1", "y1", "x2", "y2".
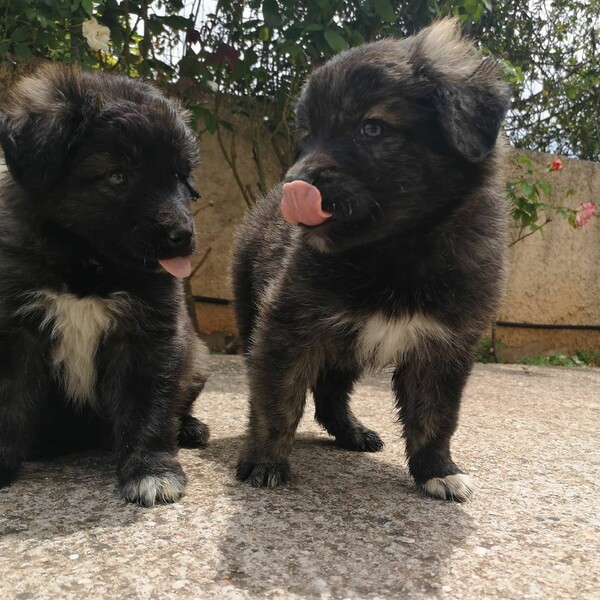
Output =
[
  {"x1": 233, "y1": 20, "x2": 510, "y2": 501},
  {"x1": 0, "y1": 65, "x2": 209, "y2": 506}
]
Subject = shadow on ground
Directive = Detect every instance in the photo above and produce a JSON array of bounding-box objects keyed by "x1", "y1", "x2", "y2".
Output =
[
  {"x1": 198, "y1": 433, "x2": 474, "y2": 598},
  {"x1": 0, "y1": 451, "x2": 142, "y2": 540}
]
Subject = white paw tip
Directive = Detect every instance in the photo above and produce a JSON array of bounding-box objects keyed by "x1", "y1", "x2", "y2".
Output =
[
  {"x1": 422, "y1": 473, "x2": 474, "y2": 502},
  {"x1": 122, "y1": 473, "x2": 185, "y2": 506}
]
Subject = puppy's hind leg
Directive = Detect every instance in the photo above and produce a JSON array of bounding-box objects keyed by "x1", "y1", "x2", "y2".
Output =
[
  {"x1": 393, "y1": 350, "x2": 474, "y2": 502},
  {"x1": 312, "y1": 368, "x2": 383, "y2": 452},
  {"x1": 179, "y1": 414, "x2": 210, "y2": 448},
  {"x1": 0, "y1": 332, "x2": 47, "y2": 487},
  {"x1": 178, "y1": 340, "x2": 210, "y2": 448},
  {"x1": 178, "y1": 370, "x2": 210, "y2": 448}
]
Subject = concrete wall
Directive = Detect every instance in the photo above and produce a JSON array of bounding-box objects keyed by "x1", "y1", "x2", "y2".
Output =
[
  {"x1": 497, "y1": 151, "x2": 600, "y2": 359},
  {"x1": 189, "y1": 136, "x2": 600, "y2": 358}
]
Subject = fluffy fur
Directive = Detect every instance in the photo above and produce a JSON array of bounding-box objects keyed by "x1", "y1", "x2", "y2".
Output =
[
  {"x1": 0, "y1": 65, "x2": 209, "y2": 506},
  {"x1": 232, "y1": 20, "x2": 511, "y2": 500}
]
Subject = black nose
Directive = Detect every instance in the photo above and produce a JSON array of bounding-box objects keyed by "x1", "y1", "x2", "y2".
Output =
[{"x1": 165, "y1": 226, "x2": 193, "y2": 248}]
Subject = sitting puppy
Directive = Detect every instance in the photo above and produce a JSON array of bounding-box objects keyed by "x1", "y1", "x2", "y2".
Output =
[
  {"x1": 0, "y1": 65, "x2": 209, "y2": 506},
  {"x1": 233, "y1": 20, "x2": 510, "y2": 501}
]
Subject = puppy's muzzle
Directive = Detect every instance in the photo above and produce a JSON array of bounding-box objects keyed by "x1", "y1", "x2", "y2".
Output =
[{"x1": 165, "y1": 225, "x2": 194, "y2": 252}]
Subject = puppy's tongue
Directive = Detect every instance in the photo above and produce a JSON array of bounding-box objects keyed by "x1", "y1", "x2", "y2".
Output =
[
  {"x1": 281, "y1": 181, "x2": 332, "y2": 226},
  {"x1": 158, "y1": 257, "x2": 192, "y2": 279}
]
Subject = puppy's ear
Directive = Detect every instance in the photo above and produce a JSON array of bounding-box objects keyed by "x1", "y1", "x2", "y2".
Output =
[
  {"x1": 410, "y1": 19, "x2": 511, "y2": 162},
  {"x1": 0, "y1": 64, "x2": 97, "y2": 193}
]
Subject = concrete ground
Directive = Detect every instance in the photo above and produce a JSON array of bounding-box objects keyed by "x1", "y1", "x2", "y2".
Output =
[{"x1": 1, "y1": 356, "x2": 599, "y2": 600}]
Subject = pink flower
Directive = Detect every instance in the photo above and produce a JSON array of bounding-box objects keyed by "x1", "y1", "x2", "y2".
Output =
[
  {"x1": 550, "y1": 157, "x2": 563, "y2": 171},
  {"x1": 574, "y1": 202, "x2": 597, "y2": 228}
]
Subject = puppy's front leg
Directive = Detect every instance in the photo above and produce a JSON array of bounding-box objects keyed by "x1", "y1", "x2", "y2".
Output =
[
  {"x1": 236, "y1": 336, "x2": 310, "y2": 488},
  {"x1": 0, "y1": 332, "x2": 47, "y2": 487},
  {"x1": 393, "y1": 350, "x2": 474, "y2": 502},
  {"x1": 102, "y1": 347, "x2": 186, "y2": 507}
]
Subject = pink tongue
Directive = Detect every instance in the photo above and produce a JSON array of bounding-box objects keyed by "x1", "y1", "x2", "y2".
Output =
[
  {"x1": 158, "y1": 256, "x2": 192, "y2": 279},
  {"x1": 281, "y1": 181, "x2": 332, "y2": 226}
]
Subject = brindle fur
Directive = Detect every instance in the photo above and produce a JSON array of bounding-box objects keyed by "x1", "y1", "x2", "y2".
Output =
[{"x1": 232, "y1": 20, "x2": 510, "y2": 500}]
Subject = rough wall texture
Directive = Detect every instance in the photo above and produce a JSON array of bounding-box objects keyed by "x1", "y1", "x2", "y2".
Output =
[
  {"x1": 190, "y1": 143, "x2": 600, "y2": 358},
  {"x1": 497, "y1": 151, "x2": 600, "y2": 359}
]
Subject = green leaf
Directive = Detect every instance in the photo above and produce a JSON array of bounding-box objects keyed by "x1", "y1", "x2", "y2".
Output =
[
  {"x1": 158, "y1": 15, "x2": 192, "y2": 30},
  {"x1": 14, "y1": 43, "x2": 32, "y2": 58},
  {"x1": 519, "y1": 181, "x2": 536, "y2": 199},
  {"x1": 190, "y1": 106, "x2": 217, "y2": 134},
  {"x1": 203, "y1": 110, "x2": 217, "y2": 134},
  {"x1": 179, "y1": 52, "x2": 205, "y2": 77},
  {"x1": 81, "y1": 0, "x2": 93, "y2": 16},
  {"x1": 374, "y1": 0, "x2": 397, "y2": 22},
  {"x1": 537, "y1": 179, "x2": 552, "y2": 196},
  {"x1": 263, "y1": 0, "x2": 282, "y2": 29},
  {"x1": 258, "y1": 27, "x2": 271, "y2": 42},
  {"x1": 323, "y1": 28, "x2": 348, "y2": 52},
  {"x1": 463, "y1": 0, "x2": 479, "y2": 14},
  {"x1": 10, "y1": 27, "x2": 31, "y2": 43}
]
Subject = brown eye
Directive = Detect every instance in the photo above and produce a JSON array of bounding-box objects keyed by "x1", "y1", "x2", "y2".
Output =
[
  {"x1": 360, "y1": 120, "x2": 384, "y2": 138},
  {"x1": 107, "y1": 170, "x2": 127, "y2": 186}
]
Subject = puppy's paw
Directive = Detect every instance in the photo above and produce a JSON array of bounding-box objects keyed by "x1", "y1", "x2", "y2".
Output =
[
  {"x1": 421, "y1": 473, "x2": 474, "y2": 502},
  {"x1": 236, "y1": 460, "x2": 291, "y2": 488},
  {"x1": 178, "y1": 415, "x2": 210, "y2": 448},
  {"x1": 120, "y1": 457, "x2": 187, "y2": 507},
  {"x1": 336, "y1": 428, "x2": 384, "y2": 452}
]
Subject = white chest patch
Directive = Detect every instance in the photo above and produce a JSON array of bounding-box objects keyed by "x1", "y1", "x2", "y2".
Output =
[
  {"x1": 357, "y1": 312, "x2": 451, "y2": 368},
  {"x1": 19, "y1": 290, "x2": 128, "y2": 405}
]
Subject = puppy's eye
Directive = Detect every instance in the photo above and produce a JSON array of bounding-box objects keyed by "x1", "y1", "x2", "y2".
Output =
[
  {"x1": 360, "y1": 120, "x2": 384, "y2": 138},
  {"x1": 176, "y1": 172, "x2": 201, "y2": 201},
  {"x1": 107, "y1": 170, "x2": 127, "y2": 186}
]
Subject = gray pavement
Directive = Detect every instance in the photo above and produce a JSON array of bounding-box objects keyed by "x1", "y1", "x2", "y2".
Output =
[{"x1": 1, "y1": 356, "x2": 599, "y2": 599}]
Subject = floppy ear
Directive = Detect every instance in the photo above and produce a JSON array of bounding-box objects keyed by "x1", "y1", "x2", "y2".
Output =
[
  {"x1": 410, "y1": 19, "x2": 511, "y2": 163},
  {"x1": 0, "y1": 65, "x2": 96, "y2": 193}
]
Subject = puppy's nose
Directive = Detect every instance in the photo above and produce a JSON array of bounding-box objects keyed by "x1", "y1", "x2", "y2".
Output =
[{"x1": 165, "y1": 226, "x2": 193, "y2": 249}]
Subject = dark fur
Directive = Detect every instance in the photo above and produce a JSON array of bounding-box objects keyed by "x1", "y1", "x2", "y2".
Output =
[
  {"x1": 0, "y1": 65, "x2": 209, "y2": 506},
  {"x1": 232, "y1": 21, "x2": 511, "y2": 500}
]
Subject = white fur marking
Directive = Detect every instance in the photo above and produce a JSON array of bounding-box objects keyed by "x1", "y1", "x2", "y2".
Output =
[
  {"x1": 423, "y1": 474, "x2": 474, "y2": 502},
  {"x1": 358, "y1": 312, "x2": 451, "y2": 368},
  {"x1": 122, "y1": 473, "x2": 185, "y2": 506},
  {"x1": 18, "y1": 290, "x2": 128, "y2": 404}
]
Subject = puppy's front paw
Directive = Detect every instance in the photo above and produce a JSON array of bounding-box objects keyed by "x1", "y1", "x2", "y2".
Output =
[
  {"x1": 178, "y1": 415, "x2": 210, "y2": 448},
  {"x1": 336, "y1": 428, "x2": 384, "y2": 452},
  {"x1": 120, "y1": 457, "x2": 187, "y2": 507},
  {"x1": 236, "y1": 459, "x2": 290, "y2": 488},
  {"x1": 421, "y1": 473, "x2": 474, "y2": 502}
]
